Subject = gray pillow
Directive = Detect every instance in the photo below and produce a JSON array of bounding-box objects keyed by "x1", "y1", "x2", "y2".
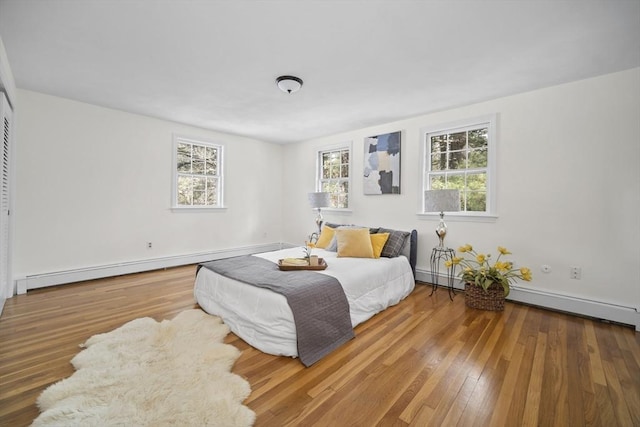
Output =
[
  {"x1": 326, "y1": 235, "x2": 339, "y2": 252},
  {"x1": 377, "y1": 228, "x2": 410, "y2": 258},
  {"x1": 325, "y1": 223, "x2": 379, "y2": 234},
  {"x1": 324, "y1": 222, "x2": 344, "y2": 229}
]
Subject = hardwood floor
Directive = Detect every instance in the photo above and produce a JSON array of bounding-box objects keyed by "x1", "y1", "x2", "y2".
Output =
[{"x1": 1, "y1": 265, "x2": 638, "y2": 426}]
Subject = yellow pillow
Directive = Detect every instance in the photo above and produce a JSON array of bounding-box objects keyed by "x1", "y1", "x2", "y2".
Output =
[
  {"x1": 370, "y1": 233, "x2": 390, "y2": 258},
  {"x1": 315, "y1": 226, "x2": 335, "y2": 248},
  {"x1": 336, "y1": 228, "x2": 374, "y2": 258}
]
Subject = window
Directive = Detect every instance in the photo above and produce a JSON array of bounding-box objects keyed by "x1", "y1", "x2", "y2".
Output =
[
  {"x1": 422, "y1": 115, "x2": 495, "y2": 215},
  {"x1": 317, "y1": 144, "x2": 351, "y2": 209},
  {"x1": 173, "y1": 135, "x2": 223, "y2": 208}
]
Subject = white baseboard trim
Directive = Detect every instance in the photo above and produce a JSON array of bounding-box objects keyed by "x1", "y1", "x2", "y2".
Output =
[
  {"x1": 415, "y1": 269, "x2": 463, "y2": 289},
  {"x1": 416, "y1": 268, "x2": 640, "y2": 332},
  {"x1": 12, "y1": 256, "x2": 640, "y2": 332},
  {"x1": 15, "y1": 243, "x2": 283, "y2": 295}
]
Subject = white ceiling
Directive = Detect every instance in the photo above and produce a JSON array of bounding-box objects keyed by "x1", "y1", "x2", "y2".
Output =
[{"x1": 1, "y1": 0, "x2": 638, "y2": 144}]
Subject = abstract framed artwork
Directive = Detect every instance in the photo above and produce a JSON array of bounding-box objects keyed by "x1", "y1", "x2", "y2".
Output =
[{"x1": 363, "y1": 131, "x2": 401, "y2": 194}]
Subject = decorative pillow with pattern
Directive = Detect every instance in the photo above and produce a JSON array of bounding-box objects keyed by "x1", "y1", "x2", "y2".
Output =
[{"x1": 377, "y1": 228, "x2": 410, "y2": 258}]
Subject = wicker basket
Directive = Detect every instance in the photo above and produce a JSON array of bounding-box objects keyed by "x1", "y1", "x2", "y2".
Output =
[{"x1": 464, "y1": 282, "x2": 505, "y2": 311}]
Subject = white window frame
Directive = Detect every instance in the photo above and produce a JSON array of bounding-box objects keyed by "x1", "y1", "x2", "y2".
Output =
[
  {"x1": 419, "y1": 114, "x2": 497, "y2": 219},
  {"x1": 172, "y1": 134, "x2": 225, "y2": 210},
  {"x1": 315, "y1": 141, "x2": 352, "y2": 211}
]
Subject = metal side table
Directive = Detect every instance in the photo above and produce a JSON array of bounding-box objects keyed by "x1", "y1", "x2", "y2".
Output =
[{"x1": 429, "y1": 247, "x2": 456, "y2": 300}]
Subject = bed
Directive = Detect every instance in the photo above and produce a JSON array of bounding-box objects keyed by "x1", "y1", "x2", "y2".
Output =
[{"x1": 194, "y1": 226, "x2": 417, "y2": 366}]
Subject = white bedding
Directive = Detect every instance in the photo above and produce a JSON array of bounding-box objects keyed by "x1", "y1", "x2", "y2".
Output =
[{"x1": 194, "y1": 247, "x2": 415, "y2": 358}]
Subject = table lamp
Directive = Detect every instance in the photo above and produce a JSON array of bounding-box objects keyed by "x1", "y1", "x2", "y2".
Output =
[
  {"x1": 424, "y1": 189, "x2": 460, "y2": 247},
  {"x1": 308, "y1": 192, "x2": 331, "y2": 234}
]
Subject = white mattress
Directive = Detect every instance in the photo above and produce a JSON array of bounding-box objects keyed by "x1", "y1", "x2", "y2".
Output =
[{"x1": 194, "y1": 247, "x2": 415, "y2": 358}]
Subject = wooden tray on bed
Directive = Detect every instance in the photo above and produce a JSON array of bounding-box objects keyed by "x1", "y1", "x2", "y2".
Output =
[{"x1": 278, "y1": 258, "x2": 327, "y2": 271}]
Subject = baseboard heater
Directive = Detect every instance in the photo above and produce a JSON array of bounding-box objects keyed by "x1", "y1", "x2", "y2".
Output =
[
  {"x1": 13, "y1": 255, "x2": 640, "y2": 332},
  {"x1": 15, "y1": 243, "x2": 282, "y2": 295},
  {"x1": 416, "y1": 269, "x2": 640, "y2": 332}
]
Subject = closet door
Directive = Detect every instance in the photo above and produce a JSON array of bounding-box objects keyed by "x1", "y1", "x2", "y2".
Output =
[{"x1": 0, "y1": 92, "x2": 13, "y2": 299}]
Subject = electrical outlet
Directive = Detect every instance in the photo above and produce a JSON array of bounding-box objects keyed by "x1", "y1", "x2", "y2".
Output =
[
  {"x1": 147, "y1": 242, "x2": 153, "y2": 249},
  {"x1": 570, "y1": 266, "x2": 581, "y2": 279}
]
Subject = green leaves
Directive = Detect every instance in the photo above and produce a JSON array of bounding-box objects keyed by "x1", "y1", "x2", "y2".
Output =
[{"x1": 455, "y1": 244, "x2": 531, "y2": 298}]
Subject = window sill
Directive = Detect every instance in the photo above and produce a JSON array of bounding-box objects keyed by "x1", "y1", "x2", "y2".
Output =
[
  {"x1": 171, "y1": 206, "x2": 228, "y2": 212},
  {"x1": 416, "y1": 212, "x2": 498, "y2": 223},
  {"x1": 321, "y1": 208, "x2": 353, "y2": 215}
]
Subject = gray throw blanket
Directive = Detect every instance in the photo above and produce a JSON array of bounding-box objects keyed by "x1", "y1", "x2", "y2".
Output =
[{"x1": 198, "y1": 255, "x2": 355, "y2": 366}]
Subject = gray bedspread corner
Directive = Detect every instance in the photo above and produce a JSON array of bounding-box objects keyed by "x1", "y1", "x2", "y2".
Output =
[{"x1": 199, "y1": 255, "x2": 354, "y2": 367}]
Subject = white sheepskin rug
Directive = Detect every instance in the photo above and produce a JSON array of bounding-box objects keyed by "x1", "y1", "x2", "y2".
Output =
[{"x1": 32, "y1": 309, "x2": 255, "y2": 427}]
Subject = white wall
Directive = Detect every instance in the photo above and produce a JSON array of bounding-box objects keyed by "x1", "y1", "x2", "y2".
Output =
[
  {"x1": 282, "y1": 68, "x2": 640, "y2": 316},
  {"x1": 14, "y1": 90, "x2": 283, "y2": 277},
  {"x1": 11, "y1": 69, "x2": 640, "y2": 328}
]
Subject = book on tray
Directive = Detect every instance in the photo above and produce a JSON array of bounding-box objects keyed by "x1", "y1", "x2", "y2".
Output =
[{"x1": 280, "y1": 258, "x2": 309, "y2": 266}]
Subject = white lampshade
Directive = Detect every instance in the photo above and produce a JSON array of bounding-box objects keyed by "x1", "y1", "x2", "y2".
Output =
[
  {"x1": 424, "y1": 189, "x2": 460, "y2": 213},
  {"x1": 425, "y1": 189, "x2": 460, "y2": 248},
  {"x1": 308, "y1": 192, "x2": 330, "y2": 208}
]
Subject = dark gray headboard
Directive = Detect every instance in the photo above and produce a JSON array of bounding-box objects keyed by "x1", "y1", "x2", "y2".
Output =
[
  {"x1": 322, "y1": 222, "x2": 417, "y2": 278},
  {"x1": 408, "y1": 229, "x2": 418, "y2": 278}
]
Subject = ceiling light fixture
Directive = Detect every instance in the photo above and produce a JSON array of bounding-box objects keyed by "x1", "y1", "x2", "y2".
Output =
[{"x1": 276, "y1": 75, "x2": 303, "y2": 94}]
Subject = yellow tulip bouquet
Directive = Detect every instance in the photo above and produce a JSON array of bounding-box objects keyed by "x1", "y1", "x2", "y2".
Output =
[{"x1": 445, "y1": 244, "x2": 532, "y2": 297}]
